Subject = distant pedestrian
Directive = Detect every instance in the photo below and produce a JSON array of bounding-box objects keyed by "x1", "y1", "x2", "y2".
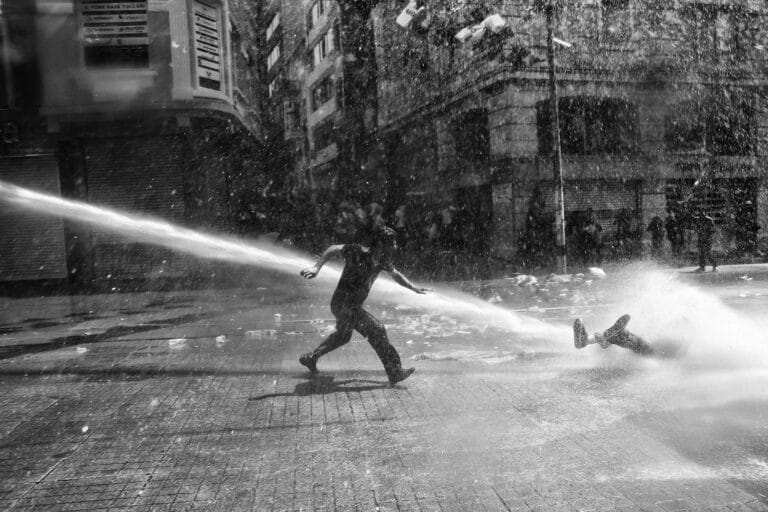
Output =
[
  {"x1": 695, "y1": 212, "x2": 716, "y2": 272},
  {"x1": 583, "y1": 209, "x2": 603, "y2": 265},
  {"x1": 665, "y1": 210, "x2": 684, "y2": 260},
  {"x1": 298, "y1": 227, "x2": 428, "y2": 386},
  {"x1": 646, "y1": 215, "x2": 665, "y2": 259}
]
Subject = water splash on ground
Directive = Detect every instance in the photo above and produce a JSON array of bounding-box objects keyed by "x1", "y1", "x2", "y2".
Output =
[{"x1": 572, "y1": 266, "x2": 768, "y2": 408}]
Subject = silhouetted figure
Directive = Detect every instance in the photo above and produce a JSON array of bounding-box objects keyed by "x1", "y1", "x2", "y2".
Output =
[
  {"x1": 695, "y1": 213, "x2": 716, "y2": 272},
  {"x1": 517, "y1": 186, "x2": 555, "y2": 270},
  {"x1": 665, "y1": 210, "x2": 684, "y2": 260},
  {"x1": 615, "y1": 208, "x2": 633, "y2": 259},
  {"x1": 299, "y1": 227, "x2": 428, "y2": 386},
  {"x1": 646, "y1": 215, "x2": 665, "y2": 259},
  {"x1": 583, "y1": 209, "x2": 603, "y2": 265}
]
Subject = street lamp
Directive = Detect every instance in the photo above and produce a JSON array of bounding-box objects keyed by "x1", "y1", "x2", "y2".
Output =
[{"x1": 544, "y1": 1, "x2": 567, "y2": 274}]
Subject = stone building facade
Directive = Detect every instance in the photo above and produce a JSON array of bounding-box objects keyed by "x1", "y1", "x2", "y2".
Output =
[
  {"x1": 372, "y1": 0, "x2": 768, "y2": 265},
  {"x1": 0, "y1": 0, "x2": 264, "y2": 288}
]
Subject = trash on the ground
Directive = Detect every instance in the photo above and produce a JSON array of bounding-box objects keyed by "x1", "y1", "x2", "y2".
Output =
[
  {"x1": 215, "y1": 335, "x2": 227, "y2": 344},
  {"x1": 168, "y1": 338, "x2": 187, "y2": 349},
  {"x1": 81, "y1": 425, "x2": 89, "y2": 433},
  {"x1": 740, "y1": 275, "x2": 753, "y2": 281},
  {"x1": 514, "y1": 274, "x2": 538, "y2": 287},
  {"x1": 246, "y1": 329, "x2": 277, "y2": 337},
  {"x1": 76, "y1": 346, "x2": 88, "y2": 354},
  {"x1": 406, "y1": 339, "x2": 413, "y2": 344},
  {"x1": 588, "y1": 267, "x2": 607, "y2": 279}
]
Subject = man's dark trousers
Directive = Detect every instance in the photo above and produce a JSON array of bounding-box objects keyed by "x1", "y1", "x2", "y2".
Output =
[
  {"x1": 309, "y1": 302, "x2": 402, "y2": 378},
  {"x1": 698, "y1": 242, "x2": 716, "y2": 270}
]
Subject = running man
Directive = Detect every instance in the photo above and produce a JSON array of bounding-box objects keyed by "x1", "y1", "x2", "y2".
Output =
[
  {"x1": 573, "y1": 314, "x2": 689, "y2": 359},
  {"x1": 299, "y1": 227, "x2": 428, "y2": 386}
]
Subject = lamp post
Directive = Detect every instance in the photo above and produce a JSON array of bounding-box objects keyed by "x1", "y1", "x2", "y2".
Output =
[{"x1": 545, "y1": 1, "x2": 567, "y2": 274}]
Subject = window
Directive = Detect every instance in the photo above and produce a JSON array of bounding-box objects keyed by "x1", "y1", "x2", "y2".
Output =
[
  {"x1": 80, "y1": 0, "x2": 149, "y2": 68},
  {"x1": 537, "y1": 96, "x2": 638, "y2": 155},
  {"x1": 284, "y1": 101, "x2": 300, "y2": 131},
  {"x1": 709, "y1": 90, "x2": 754, "y2": 155},
  {"x1": 266, "y1": 12, "x2": 280, "y2": 41},
  {"x1": 311, "y1": 75, "x2": 334, "y2": 111},
  {"x1": 664, "y1": 101, "x2": 705, "y2": 153},
  {"x1": 267, "y1": 44, "x2": 281, "y2": 70},
  {"x1": 450, "y1": 109, "x2": 490, "y2": 161},
  {"x1": 688, "y1": 5, "x2": 753, "y2": 66},
  {"x1": 325, "y1": 27, "x2": 336, "y2": 53},
  {"x1": 332, "y1": 19, "x2": 340, "y2": 52},
  {"x1": 311, "y1": 37, "x2": 326, "y2": 67},
  {"x1": 310, "y1": 28, "x2": 336, "y2": 69},
  {"x1": 665, "y1": 90, "x2": 755, "y2": 156},
  {"x1": 306, "y1": 0, "x2": 325, "y2": 32},
  {"x1": 313, "y1": 117, "x2": 335, "y2": 151}
]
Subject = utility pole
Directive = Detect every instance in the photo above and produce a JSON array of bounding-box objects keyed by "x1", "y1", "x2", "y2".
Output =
[{"x1": 545, "y1": 1, "x2": 567, "y2": 274}]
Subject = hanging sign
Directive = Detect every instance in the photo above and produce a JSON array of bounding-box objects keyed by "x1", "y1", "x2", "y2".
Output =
[
  {"x1": 193, "y1": 0, "x2": 223, "y2": 91},
  {"x1": 80, "y1": 0, "x2": 148, "y2": 47}
]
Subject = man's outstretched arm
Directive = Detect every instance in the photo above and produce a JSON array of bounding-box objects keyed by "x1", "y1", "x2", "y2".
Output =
[
  {"x1": 300, "y1": 244, "x2": 344, "y2": 279},
  {"x1": 389, "y1": 268, "x2": 429, "y2": 294}
]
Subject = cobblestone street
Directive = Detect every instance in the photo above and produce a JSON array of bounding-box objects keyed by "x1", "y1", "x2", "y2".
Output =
[{"x1": 1, "y1": 275, "x2": 768, "y2": 511}]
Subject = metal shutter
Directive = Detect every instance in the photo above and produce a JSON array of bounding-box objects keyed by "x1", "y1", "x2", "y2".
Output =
[
  {"x1": 564, "y1": 179, "x2": 640, "y2": 234},
  {"x1": 84, "y1": 137, "x2": 186, "y2": 279},
  {"x1": 0, "y1": 156, "x2": 68, "y2": 281}
]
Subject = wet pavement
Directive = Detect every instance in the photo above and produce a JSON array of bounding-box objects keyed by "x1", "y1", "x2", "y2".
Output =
[{"x1": 1, "y1": 265, "x2": 768, "y2": 511}]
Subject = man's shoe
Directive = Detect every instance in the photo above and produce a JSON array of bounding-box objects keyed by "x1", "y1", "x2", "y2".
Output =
[
  {"x1": 573, "y1": 319, "x2": 589, "y2": 349},
  {"x1": 389, "y1": 367, "x2": 415, "y2": 386},
  {"x1": 603, "y1": 314, "x2": 630, "y2": 340},
  {"x1": 299, "y1": 353, "x2": 318, "y2": 373}
]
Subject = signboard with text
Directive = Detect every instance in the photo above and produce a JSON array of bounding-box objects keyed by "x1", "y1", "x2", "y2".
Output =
[
  {"x1": 193, "y1": 0, "x2": 222, "y2": 91},
  {"x1": 80, "y1": 0, "x2": 149, "y2": 68}
]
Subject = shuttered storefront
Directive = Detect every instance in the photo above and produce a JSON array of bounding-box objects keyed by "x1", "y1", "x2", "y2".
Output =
[
  {"x1": 84, "y1": 137, "x2": 186, "y2": 279},
  {"x1": 564, "y1": 179, "x2": 640, "y2": 234},
  {"x1": 0, "y1": 156, "x2": 68, "y2": 281}
]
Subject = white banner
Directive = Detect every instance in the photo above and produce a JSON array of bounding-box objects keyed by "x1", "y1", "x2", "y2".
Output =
[{"x1": 81, "y1": 2, "x2": 146, "y2": 12}]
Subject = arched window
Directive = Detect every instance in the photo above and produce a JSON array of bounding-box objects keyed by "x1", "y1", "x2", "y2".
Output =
[
  {"x1": 537, "y1": 96, "x2": 638, "y2": 155},
  {"x1": 664, "y1": 89, "x2": 755, "y2": 156}
]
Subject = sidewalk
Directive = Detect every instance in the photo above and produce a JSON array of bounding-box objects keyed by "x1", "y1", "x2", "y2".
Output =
[{"x1": 1, "y1": 281, "x2": 768, "y2": 511}]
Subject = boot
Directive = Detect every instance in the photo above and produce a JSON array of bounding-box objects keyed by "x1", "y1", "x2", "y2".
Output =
[
  {"x1": 573, "y1": 319, "x2": 589, "y2": 349},
  {"x1": 299, "y1": 353, "x2": 318, "y2": 373},
  {"x1": 388, "y1": 367, "x2": 415, "y2": 386},
  {"x1": 603, "y1": 314, "x2": 630, "y2": 340}
]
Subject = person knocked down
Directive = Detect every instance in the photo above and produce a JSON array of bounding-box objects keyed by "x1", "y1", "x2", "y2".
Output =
[{"x1": 573, "y1": 314, "x2": 688, "y2": 359}]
